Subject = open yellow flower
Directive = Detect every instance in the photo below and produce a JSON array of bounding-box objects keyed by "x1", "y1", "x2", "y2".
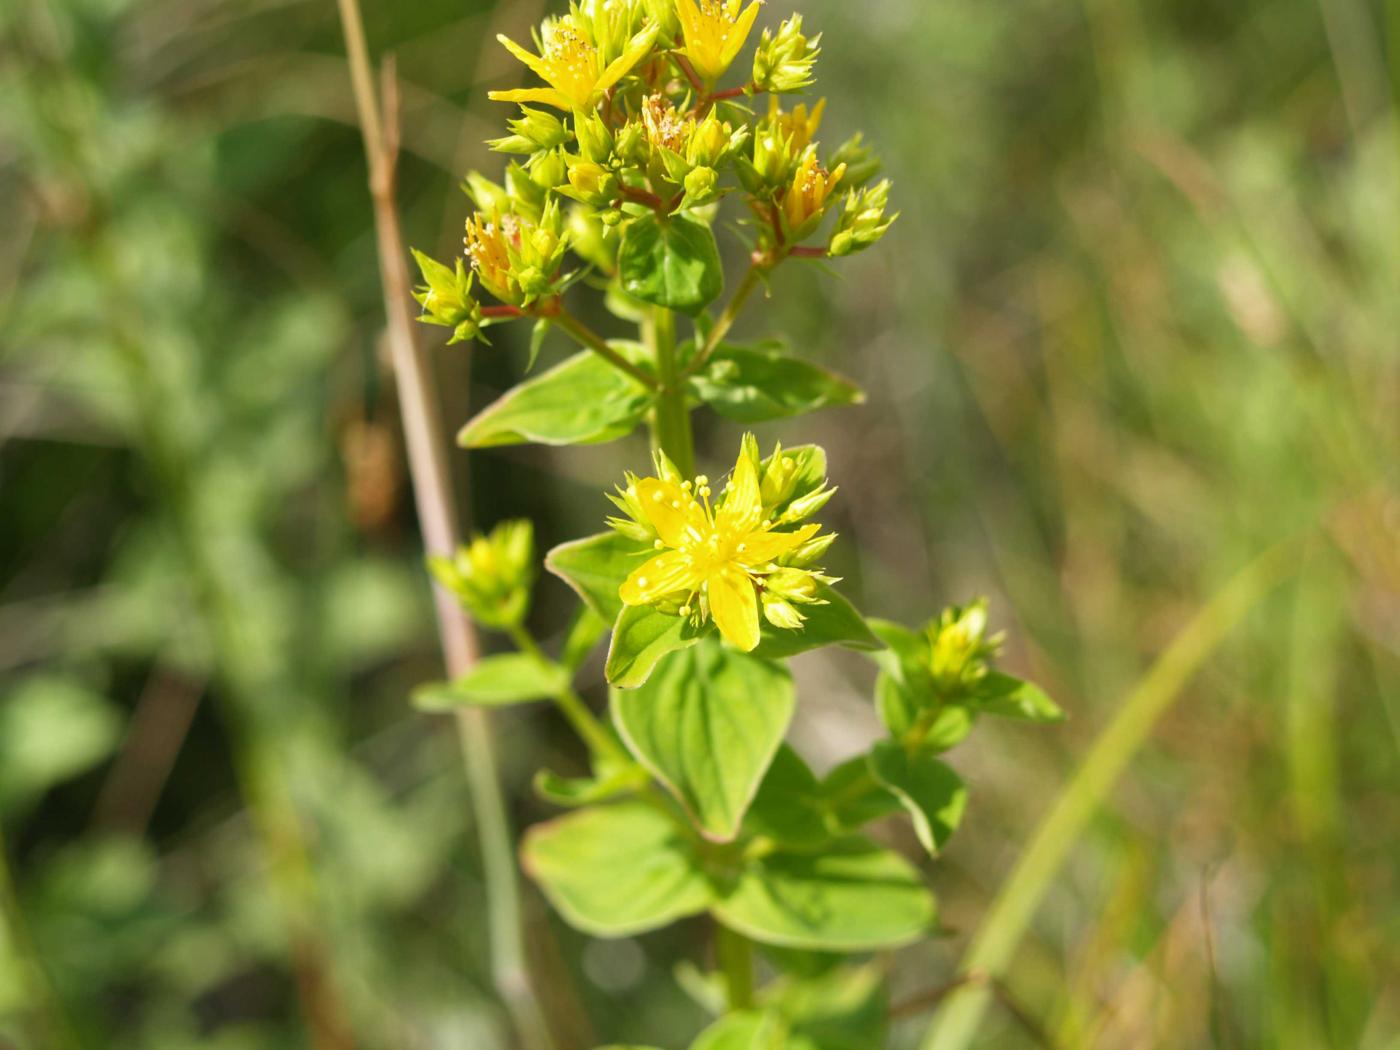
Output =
[
  {"x1": 489, "y1": 16, "x2": 659, "y2": 111},
  {"x1": 615, "y1": 436, "x2": 828, "y2": 651},
  {"x1": 676, "y1": 0, "x2": 763, "y2": 84}
]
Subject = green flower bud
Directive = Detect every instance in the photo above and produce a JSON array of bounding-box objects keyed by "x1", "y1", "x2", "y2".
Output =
[
  {"x1": 567, "y1": 204, "x2": 619, "y2": 272},
  {"x1": 615, "y1": 122, "x2": 646, "y2": 165},
  {"x1": 829, "y1": 179, "x2": 896, "y2": 257},
  {"x1": 462, "y1": 171, "x2": 511, "y2": 214},
  {"x1": 752, "y1": 14, "x2": 821, "y2": 94},
  {"x1": 487, "y1": 105, "x2": 569, "y2": 154},
  {"x1": 410, "y1": 249, "x2": 483, "y2": 345},
  {"x1": 429, "y1": 520, "x2": 536, "y2": 629},
  {"x1": 682, "y1": 165, "x2": 719, "y2": 204},
  {"x1": 565, "y1": 158, "x2": 619, "y2": 204},
  {"x1": 574, "y1": 109, "x2": 615, "y2": 164},
  {"x1": 925, "y1": 599, "x2": 1003, "y2": 694},
  {"x1": 829, "y1": 132, "x2": 882, "y2": 189},
  {"x1": 530, "y1": 149, "x2": 567, "y2": 189}
]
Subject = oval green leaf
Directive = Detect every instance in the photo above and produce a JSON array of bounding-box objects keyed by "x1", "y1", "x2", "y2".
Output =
[
  {"x1": 605, "y1": 604, "x2": 708, "y2": 688},
  {"x1": 546, "y1": 531, "x2": 650, "y2": 621},
  {"x1": 973, "y1": 671, "x2": 1065, "y2": 722},
  {"x1": 750, "y1": 584, "x2": 881, "y2": 661},
  {"x1": 688, "y1": 342, "x2": 864, "y2": 423},
  {"x1": 458, "y1": 345, "x2": 653, "y2": 448},
  {"x1": 612, "y1": 640, "x2": 796, "y2": 842},
  {"x1": 618, "y1": 213, "x2": 723, "y2": 315},
  {"x1": 868, "y1": 742, "x2": 968, "y2": 856},
  {"x1": 714, "y1": 838, "x2": 934, "y2": 951},
  {"x1": 521, "y1": 801, "x2": 713, "y2": 937}
]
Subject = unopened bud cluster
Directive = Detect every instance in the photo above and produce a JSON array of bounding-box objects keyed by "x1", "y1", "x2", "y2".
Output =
[{"x1": 429, "y1": 520, "x2": 536, "y2": 629}]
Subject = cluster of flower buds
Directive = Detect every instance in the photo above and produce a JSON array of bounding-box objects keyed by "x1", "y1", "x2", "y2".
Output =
[
  {"x1": 429, "y1": 520, "x2": 537, "y2": 630},
  {"x1": 606, "y1": 436, "x2": 836, "y2": 650},
  {"x1": 410, "y1": 250, "x2": 482, "y2": 344},
  {"x1": 410, "y1": 0, "x2": 897, "y2": 345},
  {"x1": 924, "y1": 599, "x2": 1005, "y2": 696}
]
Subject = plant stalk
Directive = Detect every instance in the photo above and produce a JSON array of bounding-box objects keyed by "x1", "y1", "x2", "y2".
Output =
[
  {"x1": 716, "y1": 921, "x2": 756, "y2": 1011},
  {"x1": 920, "y1": 542, "x2": 1297, "y2": 1050},
  {"x1": 679, "y1": 264, "x2": 764, "y2": 382},
  {"x1": 334, "y1": 3, "x2": 549, "y2": 1046},
  {"x1": 551, "y1": 308, "x2": 659, "y2": 389},
  {"x1": 647, "y1": 306, "x2": 695, "y2": 475},
  {"x1": 507, "y1": 626, "x2": 628, "y2": 767}
]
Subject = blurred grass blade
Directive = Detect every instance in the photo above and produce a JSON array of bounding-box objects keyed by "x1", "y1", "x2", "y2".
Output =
[{"x1": 922, "y1": 542, "x2": 1297, "y2": 1050}]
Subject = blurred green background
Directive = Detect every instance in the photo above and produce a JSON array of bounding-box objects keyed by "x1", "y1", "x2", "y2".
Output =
[{"x1": 1, "y1": 0, "x2": 1397, "y2": 1047}]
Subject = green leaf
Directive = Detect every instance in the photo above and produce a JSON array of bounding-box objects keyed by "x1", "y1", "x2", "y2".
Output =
[
  {"x1": 744, "y1": 745, "x2": 834, "y2": 849},
  {"x1": 868, "y1": 742, "x2": 968, "y2": 855},
  {"x1": 612, "y1": 639, "x2": 795, "y2": 842},
  {"x1": 521, "y1": 801, "x2": 713, "y2": 937},
  {"x1": 820, "y1": 756, "x2": 902, "y2": 833},
  {"x1": 0, "y1": 676, "x2": 123, "y2": 815},
  {"x1": 533, "y1": 765, "x2": 646, "y2": 808},
  {"x1": 605, "y1": 604, "x2": 707, "y2": 688},
  {"x1": 546, "y1": 531, "x2": 650, "y2": 621},
  {"x1": 690, "y1": 1010, "x2": 790, "y2": 1050},
  {"x1": 688, "y1": 342, "x2": 864, "y2": 423},
  {"x1": 764, "y1": 964, "x2": 888, "y2": 1050},
  {"x1": 527, "y1": 317, "x2": 550, "y2": 371},
  {"x1": 458, "y1": 345, "x2": 652, "y2": 448},
  {"x1": 618, "y1": 212, "x2": 723, "y2": 315},
  {"x1": 873, "y1": 672, "x2": 975, "y2": 752},
  {"x1": 562, "y1": 604, "x2": 611, "y2": 671},
  {"x1": 974, "y1": 671, "x2": 1065, "y2": 722},
  {"x1": 751, "y1": 584, "x2": 881, "y2": 661},
  {"x1": 714, "y1": 838, "x2": 935, "y2": 951},
  {"x1": 411, "y1": 653, "x2": 567, "y2": 710}
]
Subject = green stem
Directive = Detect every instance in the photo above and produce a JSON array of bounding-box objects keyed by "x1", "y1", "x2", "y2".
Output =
[
  {"x1": 920, "y1": 542, "x2": 1298, "y2": 1050},
  {"x1": 551, "y1": 308, "x2": 659, "y2": 390},
  {"x1": 0, "y1": 822, "x2": 80, "y2": 1050},
  {"x1": 507, "y1": 626, "x2": 628, "y2": 767},
  {"x1": 678, "y1": 264, "x2": 765, "y2": 382},
  {"x1": 647, "y1": 306, "x2": 695, "y2": 476},
  {"x1": 716, "y1": 921, "x2": 756, "y2": 1011}
]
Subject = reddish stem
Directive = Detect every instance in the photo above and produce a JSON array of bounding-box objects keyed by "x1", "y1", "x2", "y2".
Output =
[
  {"x1": 788, "y1": 245, "x2": 828, "y2": 258},
  {"x1": 708, "y1": 84, "x2": 751, "y2": 102},
  {"x1": 481, "y1": 304, "x2": 523, "y2": 319},
  {"x1": 673, "y1": 52, "x2": 705, "y2": 95},
  {"x1": 619, "y1": 184, "x2": 666, "y2": 210}
]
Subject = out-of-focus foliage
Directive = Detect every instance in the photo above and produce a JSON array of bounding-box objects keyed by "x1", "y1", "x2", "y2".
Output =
[{"x1": 0, "y1": 0, "x2": 1395, "y2": 1049}]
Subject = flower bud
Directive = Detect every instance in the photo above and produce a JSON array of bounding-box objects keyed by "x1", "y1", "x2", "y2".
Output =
[
  {"x1": 829, "y1": 179, "x2": 896, "y2": 257},
  {"x1": 829, "y1": 132, "x2": 882, "y2": 189},
  {"x1": 752, "y1": 14, "x2": 820, "y2": 94},
  {"x1": 487, "y1": 106, "x2": 569, "y2": 154},
  {"x1": 463, "y1": 171, "x2": 511, "y2": 214},
  {"x1": 615, "y1": 122, "x2": 646, "y2": 165},
  {"x1": 530, "y1": 149, "x2": 567, "y2": 189},
  {"x1": 566, "y1": 159, "x2": 619, "y2": 204},
  {"x1": 429, "y1": 519, "x2": 536, "y2": 629},
  {"x1": 682, "y1": 165, "x2": 718, "y2": 204},
  {"x1": 781, "y1": 149, "x2": 845, "y2": 240},
  {"x1": 925, "y1": 599, "x2": 1003, "y2": 694},
  {"x1": 410, "y1": 249, "x2": 483, "y2": 345},
  {"x1": 574, "y1": 108, "x2": 615, "y2": 164},
  {"x1": 567, "y1": 204, "x2": 619, "y2": 272}
]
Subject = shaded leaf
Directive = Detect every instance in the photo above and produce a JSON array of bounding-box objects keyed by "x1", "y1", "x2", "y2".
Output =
[
  {"x1": 974, "y1": 671, "x2": 1065, "y2": 722},
  {"x1": 713, "y1": 837, "x2": 935, "y2": 951},
  {"x1": 521, "y1": 801, "x2": 713, "y2": 936},
  {"x1": 619, "y1": 213, "x2": 724, "y2": 315},
  {"x1": 605, "y1": 605, "x2": 707, "y2": 688},
  {"x1": 612, "y1": 639, "x2": 795, "y2": 841},
  {"x1": 751, "y1": 585, "x2": 881, "y2": 661},
  {"x1": 458, "y1": 346, "x2": 652, "y2": 448},
  {"x1": 690, "y1": 1010, "x2": 790, "y2": 1050},
  {"x1": 868, "y1": 742, "x2": 968, "y2": 855},
  {"x1": 689, "y1": 342, "x2": 863, "y2": 423},
  {"x1": 546, "y1": 531, "x2": 649, "y2": 621}
]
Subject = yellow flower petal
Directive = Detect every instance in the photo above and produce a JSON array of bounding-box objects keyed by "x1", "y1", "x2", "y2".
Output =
[
  {"x1": 487, "y1": 87, "x2": 575, "y2": 110},
  {"x1": 735, "y1": 523, "x2": 819, "y2": 566},
  {"x1": 496, "y1": 34, "x2": 553, "y2": 82},
  {"x1": 716, "y1": 437, "x2": 763, "y2": 534},
  {"x1": 637, "y1": 478, "x2": 708, "y2": 548},
  {"x1": 621, "y1": 550, "x2": 703, "y2": 605},
  {"x1": 708, "y1": 565, "x2": 761, "y2": 651},
  {"x1": 721, "y1": 0, "x2": 763, "y2": 68},
  {"x1": 596, "y1": 22, "x2": 660, "y2": 94}
]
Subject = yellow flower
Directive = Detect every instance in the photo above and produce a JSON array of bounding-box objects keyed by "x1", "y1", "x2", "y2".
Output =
[
  {"x1": 676, "y1": 0, "x2": 763, "y2": 84},
  {"x1": 768, "y1": 96, "x2": 824, "y2": 153},
  {"x1": 615, "y1": 435, "x2": 830, "y2": 651},
  {"x1": 781, "y1": 148, "x2": 845, "y2": 238},
  {"x1": 490, "y1": 16, "x2": 659, "y2": 111}
]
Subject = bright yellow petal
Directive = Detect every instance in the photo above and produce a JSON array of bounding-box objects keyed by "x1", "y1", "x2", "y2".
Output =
[
  {"x1": 596, "y1": 22, "x2": 659, "y2": 94},
  {"x1": 675, "y1": 0, "x2": 702, "y2": 41},
  {"x1": 708, "y1": 565, "x2": 760, "y2": 651},
  {"x1": 716, "y1": 435, "x2": 763, "y2": 534},
  {"x1": 496, "y1": 34, "x2": 553, "y2": 83},
  {"x1": 487, "y1": 87, "x2": 575, "y2": 110},
  {"x1": 620, "y1": 550, "x2": 703, "y2": 605},
  {"x1": 721, "y1": 1, "x2": 762, "y2": 67},
  {"x1": 735, "y1": 523, "x2": 819, "y2": 566},
  {"x1": 636, "y1": 478, "x2": 709, "y2": 548}
]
